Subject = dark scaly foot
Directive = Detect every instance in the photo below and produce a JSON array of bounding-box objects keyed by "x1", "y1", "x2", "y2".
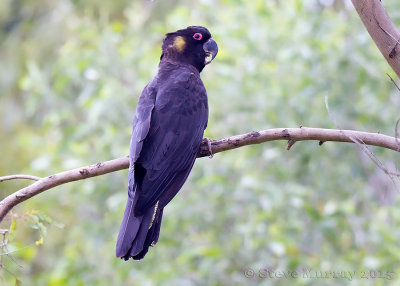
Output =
[{"x1": 202, "y1": 137, "x2": 213, "y2": 158}]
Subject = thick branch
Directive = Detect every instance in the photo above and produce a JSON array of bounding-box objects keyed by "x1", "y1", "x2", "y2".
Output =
[
  {"x1": 352, "y1": 0, "x2": 400, "y2": 78},
  {"x1": 1, "y1": 127, "x2": 399, "y2": 223},
  {"x1": 197, "y1": 127, "x2": 400, "y2": 156}
]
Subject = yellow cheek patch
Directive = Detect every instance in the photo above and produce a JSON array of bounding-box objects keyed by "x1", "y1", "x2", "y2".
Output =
[{"x1": 173, "y1": 36, "x2": 186, "y2": 52}]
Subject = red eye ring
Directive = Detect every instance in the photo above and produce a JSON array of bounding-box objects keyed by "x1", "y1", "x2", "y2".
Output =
[{"x1": 193, "y1": 33, "x2": 203, "y2": 40}]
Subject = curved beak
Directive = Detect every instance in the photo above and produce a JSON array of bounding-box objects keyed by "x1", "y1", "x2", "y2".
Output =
[{"x1": 203, "y1": 38, "x2": 218, "y2": 65}]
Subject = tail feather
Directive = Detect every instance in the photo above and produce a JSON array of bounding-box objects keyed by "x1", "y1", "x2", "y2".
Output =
[
  {"x1": 116, "y1": 197, "x2": 141, "y2": 257},
  {"x1": 130, "y1": 207, "x2": 164, "y2": 260},
  {"x1": 116, "y1": 196, "x2": 164, "y2": 260}
]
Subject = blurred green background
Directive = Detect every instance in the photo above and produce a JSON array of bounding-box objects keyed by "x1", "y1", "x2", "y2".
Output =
[{"x1": 1, "y1": 0, "x2": 400, "y2": 285}]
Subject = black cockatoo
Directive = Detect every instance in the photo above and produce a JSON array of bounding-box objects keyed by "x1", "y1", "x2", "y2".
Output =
[{"x1": 116, "y1": 26, "x2": 218, "y2": 260}]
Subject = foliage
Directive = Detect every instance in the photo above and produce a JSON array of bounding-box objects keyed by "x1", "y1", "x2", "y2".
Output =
[{"x1": 1, "y1": 0, "x2": 400, "y2": 285}]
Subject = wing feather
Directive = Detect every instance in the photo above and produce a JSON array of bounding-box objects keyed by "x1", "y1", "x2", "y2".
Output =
[{"x1": 131, "y1": 65, "x2": 208, "y2": 216}]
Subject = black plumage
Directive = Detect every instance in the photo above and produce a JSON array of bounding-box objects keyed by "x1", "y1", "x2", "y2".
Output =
[{"x1": 116, "y1": 26, "x2": 218, "y2": 260}]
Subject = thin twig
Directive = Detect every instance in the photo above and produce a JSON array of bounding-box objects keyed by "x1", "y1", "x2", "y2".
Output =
[
  {"x1": 386, "y1": 73, "x2": 400, "y2": 92},
  {"x1": 0, "y1": 175, "x2": 41, "y2": 183},
  {"x1": 325, "y1": 92, "x2": 400, "y2": 180}
]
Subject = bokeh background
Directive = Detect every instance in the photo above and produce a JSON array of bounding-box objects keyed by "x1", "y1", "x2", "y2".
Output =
[{"x1": 1, "y1": 0, "x2": 400, "y2": 285}]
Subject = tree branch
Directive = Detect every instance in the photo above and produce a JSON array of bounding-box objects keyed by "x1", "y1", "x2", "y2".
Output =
[
  {"x1": 0, "y1": 126, "x2": 399, "y2": 223},
  {"x1": 0, "y1": 175, "x2": 41, "y2": 182},
  {"x1": 351, "y1": 0, "x2": 400, "y2": 78}
]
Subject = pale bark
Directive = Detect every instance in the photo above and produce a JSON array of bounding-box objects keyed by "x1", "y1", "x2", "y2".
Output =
[
  {"x1": 1, "y1": 127, "x2": 399, "y2": 223},
  {"x1": 352, "y1": 0, "x2": 400, "y2": 78}
]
